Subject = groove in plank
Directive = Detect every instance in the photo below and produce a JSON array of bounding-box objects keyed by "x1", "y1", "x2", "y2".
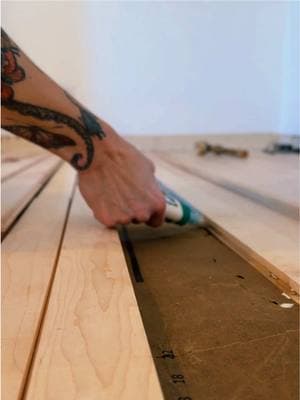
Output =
[
  {"x1": 2, "y1": 164, "x2": 76, "y2": 400},
  {"x1": 1, "y1": 156, "x2": 62, "y2": 234},
  {"x1": 1, "y1": 155, "x2": 47, "y2": 182},
  {"x1": 24, "y1": 189, "x2": 164, "y2": 400},
  {"x1": 150, "y1": 154, "x2": 300, "y2": 300},
  {"x1": 158, "y1": 152, "x2": 299, "y2": 219}
]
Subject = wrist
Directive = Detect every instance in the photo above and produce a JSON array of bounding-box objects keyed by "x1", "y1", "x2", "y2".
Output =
[{"x1": 77, "y1": 119, "x2": 129, "y2": 174}]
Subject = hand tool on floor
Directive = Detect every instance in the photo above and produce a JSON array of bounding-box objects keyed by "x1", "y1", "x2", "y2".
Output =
[
  {"x1": 159, "y1": 181, "x2": 206, "y2": 226},
  {"x1": 264, "y1": 135, "x2": 300, "y2": 154},
  {"x1": 195, "y1": 141, "x2": 249, "y2": 158}
]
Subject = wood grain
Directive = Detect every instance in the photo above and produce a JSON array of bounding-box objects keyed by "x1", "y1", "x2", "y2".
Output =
[
  {"x1": 150, "y1": 154, "x2": 300, "y2": 300},
  {"x1": 24, "y1": 189, "x2": 163, "y2": 400},
  {"x1": 1, "y1": 133, "x2": 47, "y2": 160},
  {"x1": 2, "y1": 164, "x2": 76, "y2": 400},
  {"x1": 1, "y1": 156, "x2": 61, "y2": 234},
  {"x1": 1, "y1": 155, "x2": 48, "y2": 182},
  {"x1": 158, "y1": 151, "x2": 299, "y2": 219}
]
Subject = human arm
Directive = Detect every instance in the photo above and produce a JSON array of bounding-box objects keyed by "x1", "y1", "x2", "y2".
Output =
[{"x1": 1, "y1": 29, "x2": 166, "y2": 227}]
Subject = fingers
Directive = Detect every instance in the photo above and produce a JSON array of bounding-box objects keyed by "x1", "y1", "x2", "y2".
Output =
[
  {"x1": 146, "y1": 194, "x2": 166, "y2": 227},
  {"x1": 80, "y1": 169, "x2": 166, "y2": 228},
  {"x1": 147, "y1": 211, "x2": 165, "y2": 227},
  {"x1": 130, "y1": 189, "x2": 166, "y2": 227},
  {"x1": 93, "y1": 193, "x2": 166, "y2": 228},
  {"x1": 93, "y1": 207, "x2": 147, "y2": 228}
]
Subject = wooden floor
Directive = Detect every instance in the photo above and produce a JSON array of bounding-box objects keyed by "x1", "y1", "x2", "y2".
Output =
[
  {"x1": 2, "y1": 135, "x2": 299, "y2": 399},
  {"x1": 2, "y1": 153, "x2": 163, "y2": 399}
]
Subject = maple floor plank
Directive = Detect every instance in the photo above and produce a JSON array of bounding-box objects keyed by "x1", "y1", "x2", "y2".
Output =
[
  {"x1": 159, "y1": 151, "x2": 299, "y2": 219},
  {"x1": 1, "y1": 155, "x2": 47, "y2": 182},
  {"x1": 24, "y1": 189, "x2": 163, "y2": 400},
  {"x1": 2, "y1": 164, "x2": 76, "y2": 400},
  {"x1": 1, "y1": 157, "x2": 62, "y2": 235}
]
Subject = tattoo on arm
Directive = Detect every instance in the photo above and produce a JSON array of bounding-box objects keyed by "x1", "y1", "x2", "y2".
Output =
[
  {"x1": 1, "y1": 125, "x2": 76, "y2": 149},
  {"x1": 1, "y1": 28, "x2": 106, "y2": 170},
  {"x1": 1, "y1": 29, "x2": 25, "y2": 101}
]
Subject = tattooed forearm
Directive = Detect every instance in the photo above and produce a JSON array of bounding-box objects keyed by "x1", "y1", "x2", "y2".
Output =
[
  {"x1": 1, "y1": 125, "x2": 76, "y2": 149},
  {"x1": 1, "y1": 28, "x2": 106, "y2": 170},
  {"x1": 1, "y1": 28, "x2": 25, "y2": 101},
  {"x1": 2, "y1": 99, "x2": 105, "y2": 170}
]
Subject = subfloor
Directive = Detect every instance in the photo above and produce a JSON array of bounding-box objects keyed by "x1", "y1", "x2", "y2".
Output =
[{"x1": 120, "y1": 225, "x2": 299, "y2": 400}]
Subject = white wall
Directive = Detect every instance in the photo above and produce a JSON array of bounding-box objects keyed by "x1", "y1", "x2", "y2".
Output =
[
  {"x1": 1, "y1": 1, "x2": 89, "y2": 96},
  {"x1": 2, "y1": 1, "x2": 299, "y2": 136},
  {"x1": 279, "y1": 2, "x2": 299, "y2": 136}
]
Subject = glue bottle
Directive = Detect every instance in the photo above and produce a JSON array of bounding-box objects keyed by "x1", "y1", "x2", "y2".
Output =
[{"x1": 159, "y1": 181, "x2": 206, "y2": 226}]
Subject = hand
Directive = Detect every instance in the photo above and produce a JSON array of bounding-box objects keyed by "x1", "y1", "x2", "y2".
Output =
[{"x1": 78, "y1": 126, "x2": 166, "y2": 228}]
